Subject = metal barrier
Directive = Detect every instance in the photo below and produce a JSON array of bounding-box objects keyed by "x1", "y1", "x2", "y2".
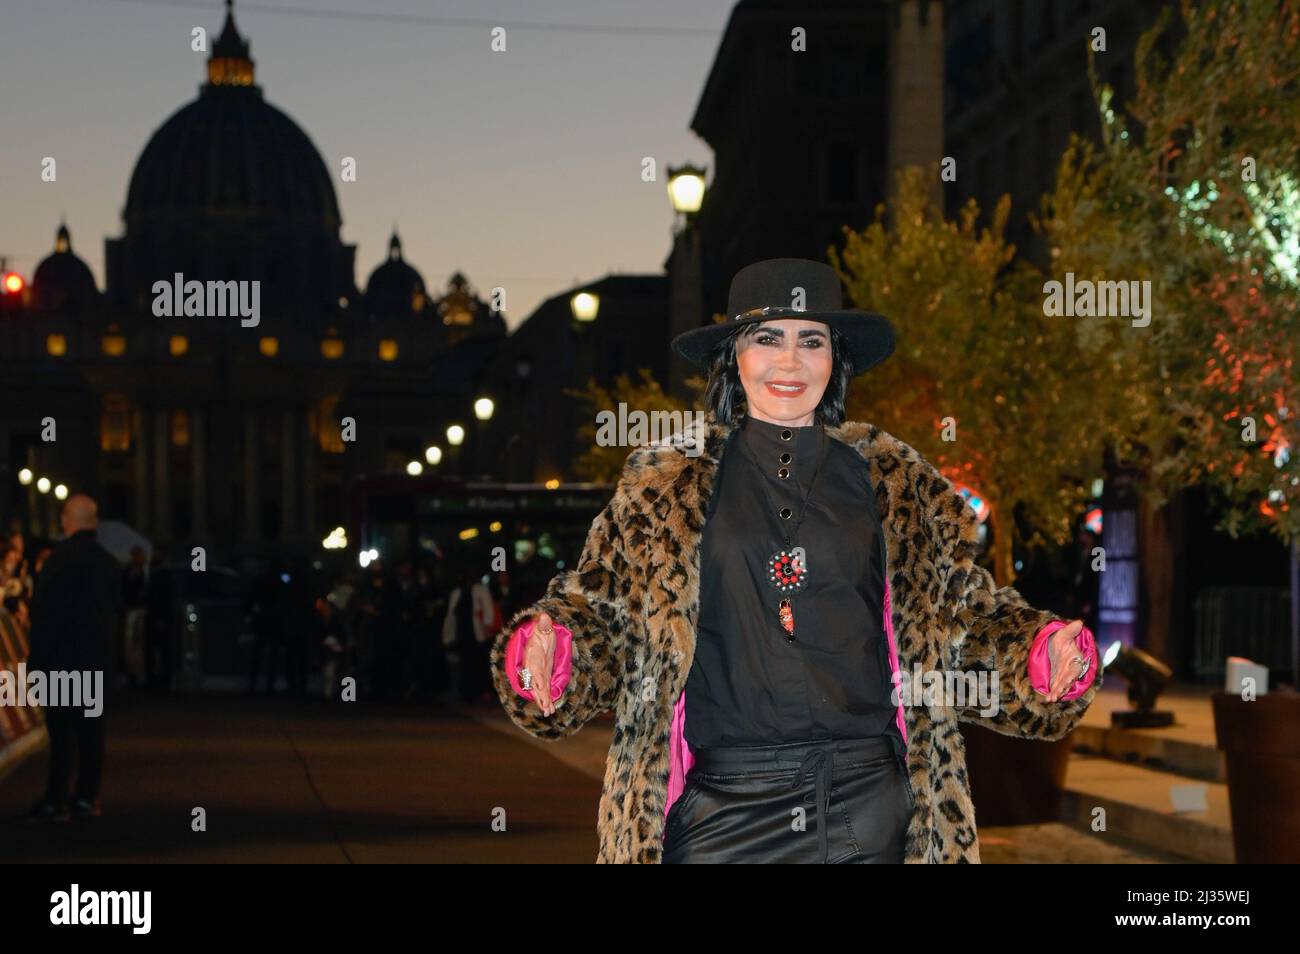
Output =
[
  {"x1": 0, "y1": 609, "x2": 44, "y2": 765},
  {"x1": 1193, "y1": 586, "x2": 1293, "y2": 682}
]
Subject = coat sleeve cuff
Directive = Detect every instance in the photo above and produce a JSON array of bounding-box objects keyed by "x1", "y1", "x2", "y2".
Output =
[
  {"x1": 504, "y1": 619, "x2": 574, "y2": 702},
  {"x1": 1029, "y1": 619, "x2": 1099, "y2": 701}
]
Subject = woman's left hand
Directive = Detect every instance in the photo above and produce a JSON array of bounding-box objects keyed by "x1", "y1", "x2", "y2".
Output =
[{"x1": 1044, "y1": 619, "x2": 1088, "y2": 703}]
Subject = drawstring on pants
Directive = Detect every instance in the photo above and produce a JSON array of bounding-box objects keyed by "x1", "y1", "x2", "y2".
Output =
[{"x1": 790, "y1": 745, "x2": 835, "y2": 865}]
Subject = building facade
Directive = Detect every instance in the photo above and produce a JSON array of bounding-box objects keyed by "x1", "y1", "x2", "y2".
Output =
[{"x1": 0, "y1": 3, "x2": 505, "y2": 563}]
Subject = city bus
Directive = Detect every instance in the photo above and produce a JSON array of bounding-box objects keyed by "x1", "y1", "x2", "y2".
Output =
[{"x1": 347, "y1": 474, "x2": 615, "y2": 608}]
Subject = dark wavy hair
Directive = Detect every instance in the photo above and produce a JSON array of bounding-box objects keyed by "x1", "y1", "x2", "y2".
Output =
[{"x1": 702, "y1": 321, "x2": 856, "y2": 428}]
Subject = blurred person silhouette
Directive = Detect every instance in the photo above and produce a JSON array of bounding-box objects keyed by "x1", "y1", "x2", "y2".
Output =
[
  {"x1": 144, "y1": 548, "x2": 174, "y2": 689},
  {"x1": 121, "y1": 546, "x2": 149, "y2": 688},
  {"x1": 281, "y1": 560, "x2": 314, "y2": 697},
  {"x1": 444, "y1": 565, "x2": 495, "y2": 706},
  {"x1": 22, "y1": 494, "x2": 123, "y2": 822},
  {"x1": 246, "y1": 560, "x2": 286, "y2": 695}
]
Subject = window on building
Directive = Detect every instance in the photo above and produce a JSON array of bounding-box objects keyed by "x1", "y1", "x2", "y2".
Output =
[
  {"x1": 46, "y1": 334, "x2": 67, "y2": 357},
  {"x1": 1010, "y1": 0, "x2": 1024, "y2": 66},
  {"x1": 826, "y1": 143, "x2": 858, "y2": 201},
  {"x1": 100, "y1": 394, "x2": 132, "y2": 452},
  {"x1": 378, "y1": 339, "x2": 399, "y2": 361},
  {"x1": 793, "y1": 55, "x2": 818, "y2": 96},
  {"x1": 310, "y1": 395, "x2": 345, "y2": 454},
  {"x1": 170, "y1": 335, "x2": 189, "y2": 357},
  {"x1": 171, "y1": 410, "x2": 191, "y2": 447},
  {"x1": 826, "y1": 51, "x2": 863, "y2": 99}
]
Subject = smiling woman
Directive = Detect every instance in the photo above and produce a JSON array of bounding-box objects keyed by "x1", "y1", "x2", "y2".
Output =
[{"x1": 493, "y1": 257, "x2": 1102, "y2": 864}]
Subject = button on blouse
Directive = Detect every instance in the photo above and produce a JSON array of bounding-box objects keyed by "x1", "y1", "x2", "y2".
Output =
[{"x1": 684, "y1": 412, "x2": 901, "y2": 752}]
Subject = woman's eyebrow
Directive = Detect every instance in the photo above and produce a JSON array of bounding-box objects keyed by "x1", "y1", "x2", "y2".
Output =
[{"x1": 755, "y1": 327, "x2": 827, "y2": 338}]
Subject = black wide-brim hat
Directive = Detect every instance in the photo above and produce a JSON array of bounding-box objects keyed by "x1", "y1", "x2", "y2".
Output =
[{"x1": 671, "y1": 257, "x2": 895, "y2": 375}]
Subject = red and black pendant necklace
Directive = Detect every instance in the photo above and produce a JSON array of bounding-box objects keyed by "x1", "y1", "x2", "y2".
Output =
[{"x1": 735, "y1": 419, "x2": 830, "y2": 642}]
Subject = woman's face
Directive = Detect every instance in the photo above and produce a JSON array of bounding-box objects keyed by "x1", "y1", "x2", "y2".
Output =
[{"x1": 734, "y1": 318, "x2": 833, "y2": 426}]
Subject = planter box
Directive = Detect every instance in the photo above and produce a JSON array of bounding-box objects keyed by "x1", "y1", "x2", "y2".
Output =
[
  {"x1": 960, "y1": 721, "x2": 1075, "y2": 826},
  {"x1": 1211, "y1": 690, "x2": 1300, "y2": 863}
]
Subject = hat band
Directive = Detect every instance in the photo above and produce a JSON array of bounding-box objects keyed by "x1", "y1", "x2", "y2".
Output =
[{"x1": 732, "y1": 304, "x2": 806, "y2": 322}]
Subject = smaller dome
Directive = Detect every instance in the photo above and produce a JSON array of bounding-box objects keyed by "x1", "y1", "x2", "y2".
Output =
[
  {"x1": 364, "y1": 230, "x2": 427, "y2": 316},
  {"x1": 33, "y1": 222, "x2": 99, "y2": 311}
]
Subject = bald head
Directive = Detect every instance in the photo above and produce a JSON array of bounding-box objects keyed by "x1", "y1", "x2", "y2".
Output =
[{"x1": 61, "y1": 494, "x2": 99, "y2": 534}]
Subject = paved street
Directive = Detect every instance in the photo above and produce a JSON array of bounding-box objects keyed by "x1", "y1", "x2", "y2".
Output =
[
  {"x1": 0, "y1": 692, "x2": 1188, "y2": 863},
  {"x1": 0, "y1": 693, "x2": 603, "y2": 863}
]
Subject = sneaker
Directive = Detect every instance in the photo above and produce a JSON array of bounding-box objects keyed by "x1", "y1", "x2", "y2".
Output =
[
  {"x1": 21, "y1": 799, "x2": 70, "y2": 824},
  {"x1": 70, "y1": 798, "x2": 102, "y2": 819}
]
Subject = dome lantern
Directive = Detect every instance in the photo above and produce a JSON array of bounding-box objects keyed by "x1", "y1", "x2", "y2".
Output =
[{"x1": 208, "y1": 0, "x2": 255, "y2": 88}]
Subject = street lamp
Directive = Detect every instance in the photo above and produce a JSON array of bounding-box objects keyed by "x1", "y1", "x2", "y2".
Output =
[
  {"x1": 570, "y1": 291, "x2": 599, "y2": 322},
  {"x1": 36, "y1": 476, "x2": 51, "y2": 494},
  {"x1": 666, "y1": 162, "x2": 709, "y2": 402},
  {"x1": 406, "y1": 460, "x2": 423, "y2": 476},
  {"x1": 446, "y1": 425, "x2": 464, "y2": 446},
  {"x1": 474, "y1": 397, "x2": 494, "y2": 421},
  {"x1": 54, "y1": 484, "x2": 68, "y2": 500},
  {"x1": 424, "y1": 445, "x2": 442, "y2": 466},
  {"x1": 667, "y1": 163, "x2": 707, "y2": 217},
  {"x1": 18, "y1": 468, "x2": 33, "y2": 485}
]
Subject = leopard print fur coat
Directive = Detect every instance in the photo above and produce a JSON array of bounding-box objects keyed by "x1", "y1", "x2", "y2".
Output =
[{"x1": 489, "y1": 410, "x2": 1102, "y2": 862}]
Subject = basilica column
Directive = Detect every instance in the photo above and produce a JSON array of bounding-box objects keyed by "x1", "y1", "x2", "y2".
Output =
[
  {"x1": 243, "y1": 413, "x2": 260, "y2": 542},
  {"x1": 132, "y1": 406, "x2": 149, "y2": 534},
  {"x1": 191, "y1": 408, "x2": 207, "y2": 540},
  {"x1": 302, "y1": 409, "x2": 318, "y2": 543},
  {"x1": 152, "y1": 410, "x2": 172, "y2": 542},
  {"x1": 280, "y1": 408, "x2": 297, "y2": 540}
]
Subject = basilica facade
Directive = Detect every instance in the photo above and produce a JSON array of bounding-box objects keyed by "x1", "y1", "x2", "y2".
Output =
[{"x1": 0, "y1": 3, "x2": 506, "y2": 561}]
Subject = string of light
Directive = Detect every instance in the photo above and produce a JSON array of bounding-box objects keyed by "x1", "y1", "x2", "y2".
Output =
[{"x1": 100, "y1": 0, "x2": 722, "y2": 38}]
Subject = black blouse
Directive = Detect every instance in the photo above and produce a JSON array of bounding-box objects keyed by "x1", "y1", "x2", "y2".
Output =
[{"x1": 683, "y1": 412, "x2": 902, "y2": 755}]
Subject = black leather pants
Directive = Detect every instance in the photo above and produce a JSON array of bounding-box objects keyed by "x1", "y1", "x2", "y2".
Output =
[{"x1": 662, "y1": 736, "x2": 913, "y2": 864}]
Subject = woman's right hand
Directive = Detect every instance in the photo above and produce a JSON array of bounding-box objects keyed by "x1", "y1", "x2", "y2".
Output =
[{"x1": 524, "y1": 611, "x2": 560, "y2": 716}]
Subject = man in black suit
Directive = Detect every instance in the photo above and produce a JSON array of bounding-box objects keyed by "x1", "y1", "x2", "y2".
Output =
[{"x1": 23, "y1": 494, "x2": 123, "y2": 822}]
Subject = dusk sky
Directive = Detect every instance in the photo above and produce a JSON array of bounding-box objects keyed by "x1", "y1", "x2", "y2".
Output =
[{"x1": 1, "y1": 0, "x2": 734, "y2": 329}]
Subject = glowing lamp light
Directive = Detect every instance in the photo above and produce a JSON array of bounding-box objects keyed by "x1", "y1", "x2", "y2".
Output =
[
  {"x1": 54, "y1": 484, "x2": 68, "y2": 500},
  {"x1": 459, "y1": 527, "x2": 480, "y2": 541},
  {"x1": 406, "y1": 460, "x2": 423, "y2": 476},
  {"x1": 18, "y1": 468, "x2": 33, "y2": 485},
  {"x1": 570, "y1": 292, "x2": 598, "y2": 322},
  {"x1": 545, "y1": 478, "x2": 560, "y2": 490},
  {"x1": 2, "y1": 272, "x2": 24, "y2": 294},
  {"x1": 424, "y1": 445, "x2": 442, "y2": 465},
  {"x1": 667, "y1": 163, "x2": 707, "y2": 214},
  {"x1": 474, "y1": 397, "x2": 494, "y2": 420},
  {"x1": 36, "y1": 477, "x2": 51, "y2": 494},
  {"x1": 322, "y1": 526, "x2": 348, "y2": 550},
  {"x1": 446, "y1": 425, "x2": 465, "y2": 446}
]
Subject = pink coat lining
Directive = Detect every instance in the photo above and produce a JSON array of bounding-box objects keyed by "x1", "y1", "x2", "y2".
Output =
[{"x1": 505, "y1": 578, "x2": 1098, "y2": 826}]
